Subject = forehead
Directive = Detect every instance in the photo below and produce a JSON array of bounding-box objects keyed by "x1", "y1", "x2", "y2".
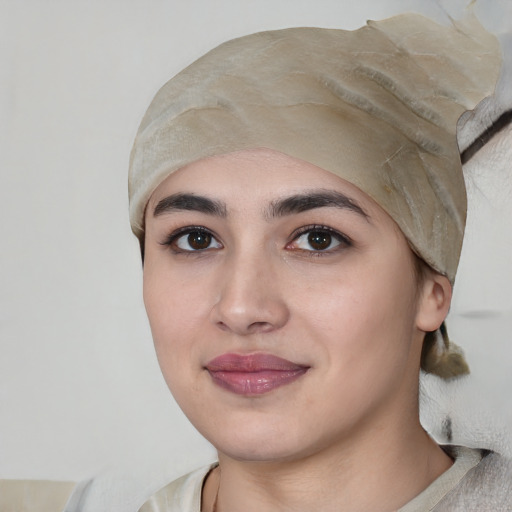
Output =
[
  {"x1": 144, "y1": 149, "x2": 411, "y2": 249},
  {"x1": 148, "y1": 148, "x2": 377, "y2": 214}
]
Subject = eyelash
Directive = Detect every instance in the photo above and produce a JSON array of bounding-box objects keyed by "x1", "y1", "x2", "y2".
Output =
[
  {"x1": 160, "y1": 226, "x2": 222, "y2": 254},
  {"x1": 160, "y1": 224, "x2": 352, "y2": 255},
  {"x1": 287, "y1": 224, "x2": 352, "y2": 255}
]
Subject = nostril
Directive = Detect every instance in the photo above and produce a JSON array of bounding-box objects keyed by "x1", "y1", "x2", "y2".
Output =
[
  {"x1": 247, "y1": 321, "x2": 275, "y2": 334},
  {"x1": 215, "y1": 320, "x2": 275, "y2": 334},
  {"x1": 216, "y1": 321, "x2": 231, "y2": 332}
]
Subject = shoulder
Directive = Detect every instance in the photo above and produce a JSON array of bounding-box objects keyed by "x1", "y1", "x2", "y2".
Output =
[
  {"x1": 435, "y1": 449, "x2": 512, "y2": 511},
  {"x1": 138, "y1": 464, "x2": 217, "y2": 512},
  {"x1": 64, "y1": 463, "x2": 216, "y2": 512}
]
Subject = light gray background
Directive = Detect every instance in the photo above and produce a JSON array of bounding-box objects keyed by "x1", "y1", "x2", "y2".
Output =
[{"x1": 1, "y1": 0, "x2": 511, "y2": 486}]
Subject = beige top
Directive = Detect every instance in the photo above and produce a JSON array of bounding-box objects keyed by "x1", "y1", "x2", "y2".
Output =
[
  {"x1": 0, "y1": 480, "x2": 75, "y2": 512},
  {"x1": 399, "y1": 446, "x2": 483, "y2": 511},
  {"x1": 138, "y1": 446, "x2": 483, "y2": 512}
]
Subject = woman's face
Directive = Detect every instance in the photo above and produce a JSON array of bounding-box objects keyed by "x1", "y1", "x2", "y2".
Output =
[{"x1": 143, "y1": 148, "x2": 444, "y2": 463}]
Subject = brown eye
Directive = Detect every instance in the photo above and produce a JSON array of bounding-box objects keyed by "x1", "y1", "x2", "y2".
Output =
[
  {"x1": 187, "y1": 231, "x2": 212, "y2": 250},
  {"x1": 173, "y1": 229, "x2": 222, "y2": 252},
  {"x1": 289, "y1": 226, "x2": 351, "y2": 253},
  {"x1": 307, "y1": 231, "x2": 332, "y2": 250}
]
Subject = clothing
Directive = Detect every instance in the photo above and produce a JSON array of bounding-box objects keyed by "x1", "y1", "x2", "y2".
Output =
[
  {"x1": 128, "y1": 14, "x2": 500, "y2": 285},
  {"x1": 0, "y1": 480, "x2": 75, "y2": 512},
  {"x1": 137, "y1": 447, "x2": 512, "y2": 512}
]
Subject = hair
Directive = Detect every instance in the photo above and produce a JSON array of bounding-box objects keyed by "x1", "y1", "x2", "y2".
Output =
[{"x1": 139, "y1": 232, "x2": 145, "y2": 264}]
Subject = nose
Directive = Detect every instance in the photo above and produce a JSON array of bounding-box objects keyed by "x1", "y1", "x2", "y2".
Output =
[{"x1": 210, "y1": 251, "x2": 290, "y2": 336}]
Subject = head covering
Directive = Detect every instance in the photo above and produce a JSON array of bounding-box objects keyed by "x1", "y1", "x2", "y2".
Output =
[{"x1": 129, "y1": 13, "x2": 501, "y2": 377}]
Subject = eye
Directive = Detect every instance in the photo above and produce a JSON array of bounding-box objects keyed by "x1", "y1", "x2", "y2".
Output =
[
  {"x1": 163, "y1": 227, "x2": 223, "y2": 252},
  {"x1": 288, "y1": 225, "x2": 351, "y2": 253}
]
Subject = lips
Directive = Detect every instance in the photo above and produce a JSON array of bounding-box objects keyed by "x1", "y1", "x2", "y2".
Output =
[{"x1": 205, "y1": 353, "x2": 309, "y2": 395}]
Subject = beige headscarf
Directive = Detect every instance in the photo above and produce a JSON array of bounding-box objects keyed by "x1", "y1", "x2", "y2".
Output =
[{"x1": 129, "y1": 13, "x2": 501, "y2": 377}]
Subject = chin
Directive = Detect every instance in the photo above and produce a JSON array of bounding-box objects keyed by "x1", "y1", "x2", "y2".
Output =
[
  {"x1": 195, "y1": 410, "x2": 324, "y2": 463},
  {"x1": 216, "y1": 436, "x2": 304, "y2": 463}
]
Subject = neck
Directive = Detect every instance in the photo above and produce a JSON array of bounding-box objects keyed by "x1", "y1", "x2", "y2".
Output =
[{"x1": 203, "y1": 409, "x2": 452, "y2": 512}]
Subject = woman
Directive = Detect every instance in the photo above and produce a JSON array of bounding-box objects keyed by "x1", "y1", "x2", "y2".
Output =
[{"x1": 71, "y1": 12, "x2": 511, "y2": 512}]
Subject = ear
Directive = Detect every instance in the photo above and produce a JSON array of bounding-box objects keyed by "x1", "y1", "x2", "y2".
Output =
[{"x1": 415, "y1": 272, "x2": 452, "y2": 332}]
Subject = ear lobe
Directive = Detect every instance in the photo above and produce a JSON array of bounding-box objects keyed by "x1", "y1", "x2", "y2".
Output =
[{"x1": 416, "y1": 273, "x2": 452, "y2": 333}]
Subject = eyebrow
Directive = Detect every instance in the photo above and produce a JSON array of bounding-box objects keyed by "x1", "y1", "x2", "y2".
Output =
[
  {"x1": 152, "y1": 190, "x2": 368, "y2": 221},
  {"x1": 153, "y1": 193, "x2": 227, "y2": 218},
  {"x1": 266, "y1": 190, "x2": 369, "y2": 220}
]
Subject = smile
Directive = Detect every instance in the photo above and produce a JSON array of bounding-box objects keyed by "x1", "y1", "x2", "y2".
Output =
[{"x1": 205, "y1": 353, "x2": 309, "y2": 395}]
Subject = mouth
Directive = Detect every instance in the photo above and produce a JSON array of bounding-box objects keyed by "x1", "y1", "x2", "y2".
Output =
[{"x1": 205, "y1": 353, "x2": 309, "y2": 396}]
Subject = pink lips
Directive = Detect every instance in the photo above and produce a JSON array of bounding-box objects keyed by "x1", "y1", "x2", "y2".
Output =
[{"x1": 205, "y1": 353, "x2": 309, "y2": 395}]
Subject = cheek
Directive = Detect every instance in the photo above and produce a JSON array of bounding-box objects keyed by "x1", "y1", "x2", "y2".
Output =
[
  {"x1": 144, "y1": 251, "x2": 217, "y2": 327},
  {"x1": 292, "y1": 254, "x2": 419, "y2": 370},
  {"x1": 296, "y1": 271, "x2": 419, "y2": 428},
  {"x1": 143, "y1": 262, "x2": 213, "y2": 386}
]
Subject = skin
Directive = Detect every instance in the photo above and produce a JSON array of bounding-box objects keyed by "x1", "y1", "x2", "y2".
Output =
[{"x1": 143, "y1": 148, "x2": 453, "y2": 512}]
